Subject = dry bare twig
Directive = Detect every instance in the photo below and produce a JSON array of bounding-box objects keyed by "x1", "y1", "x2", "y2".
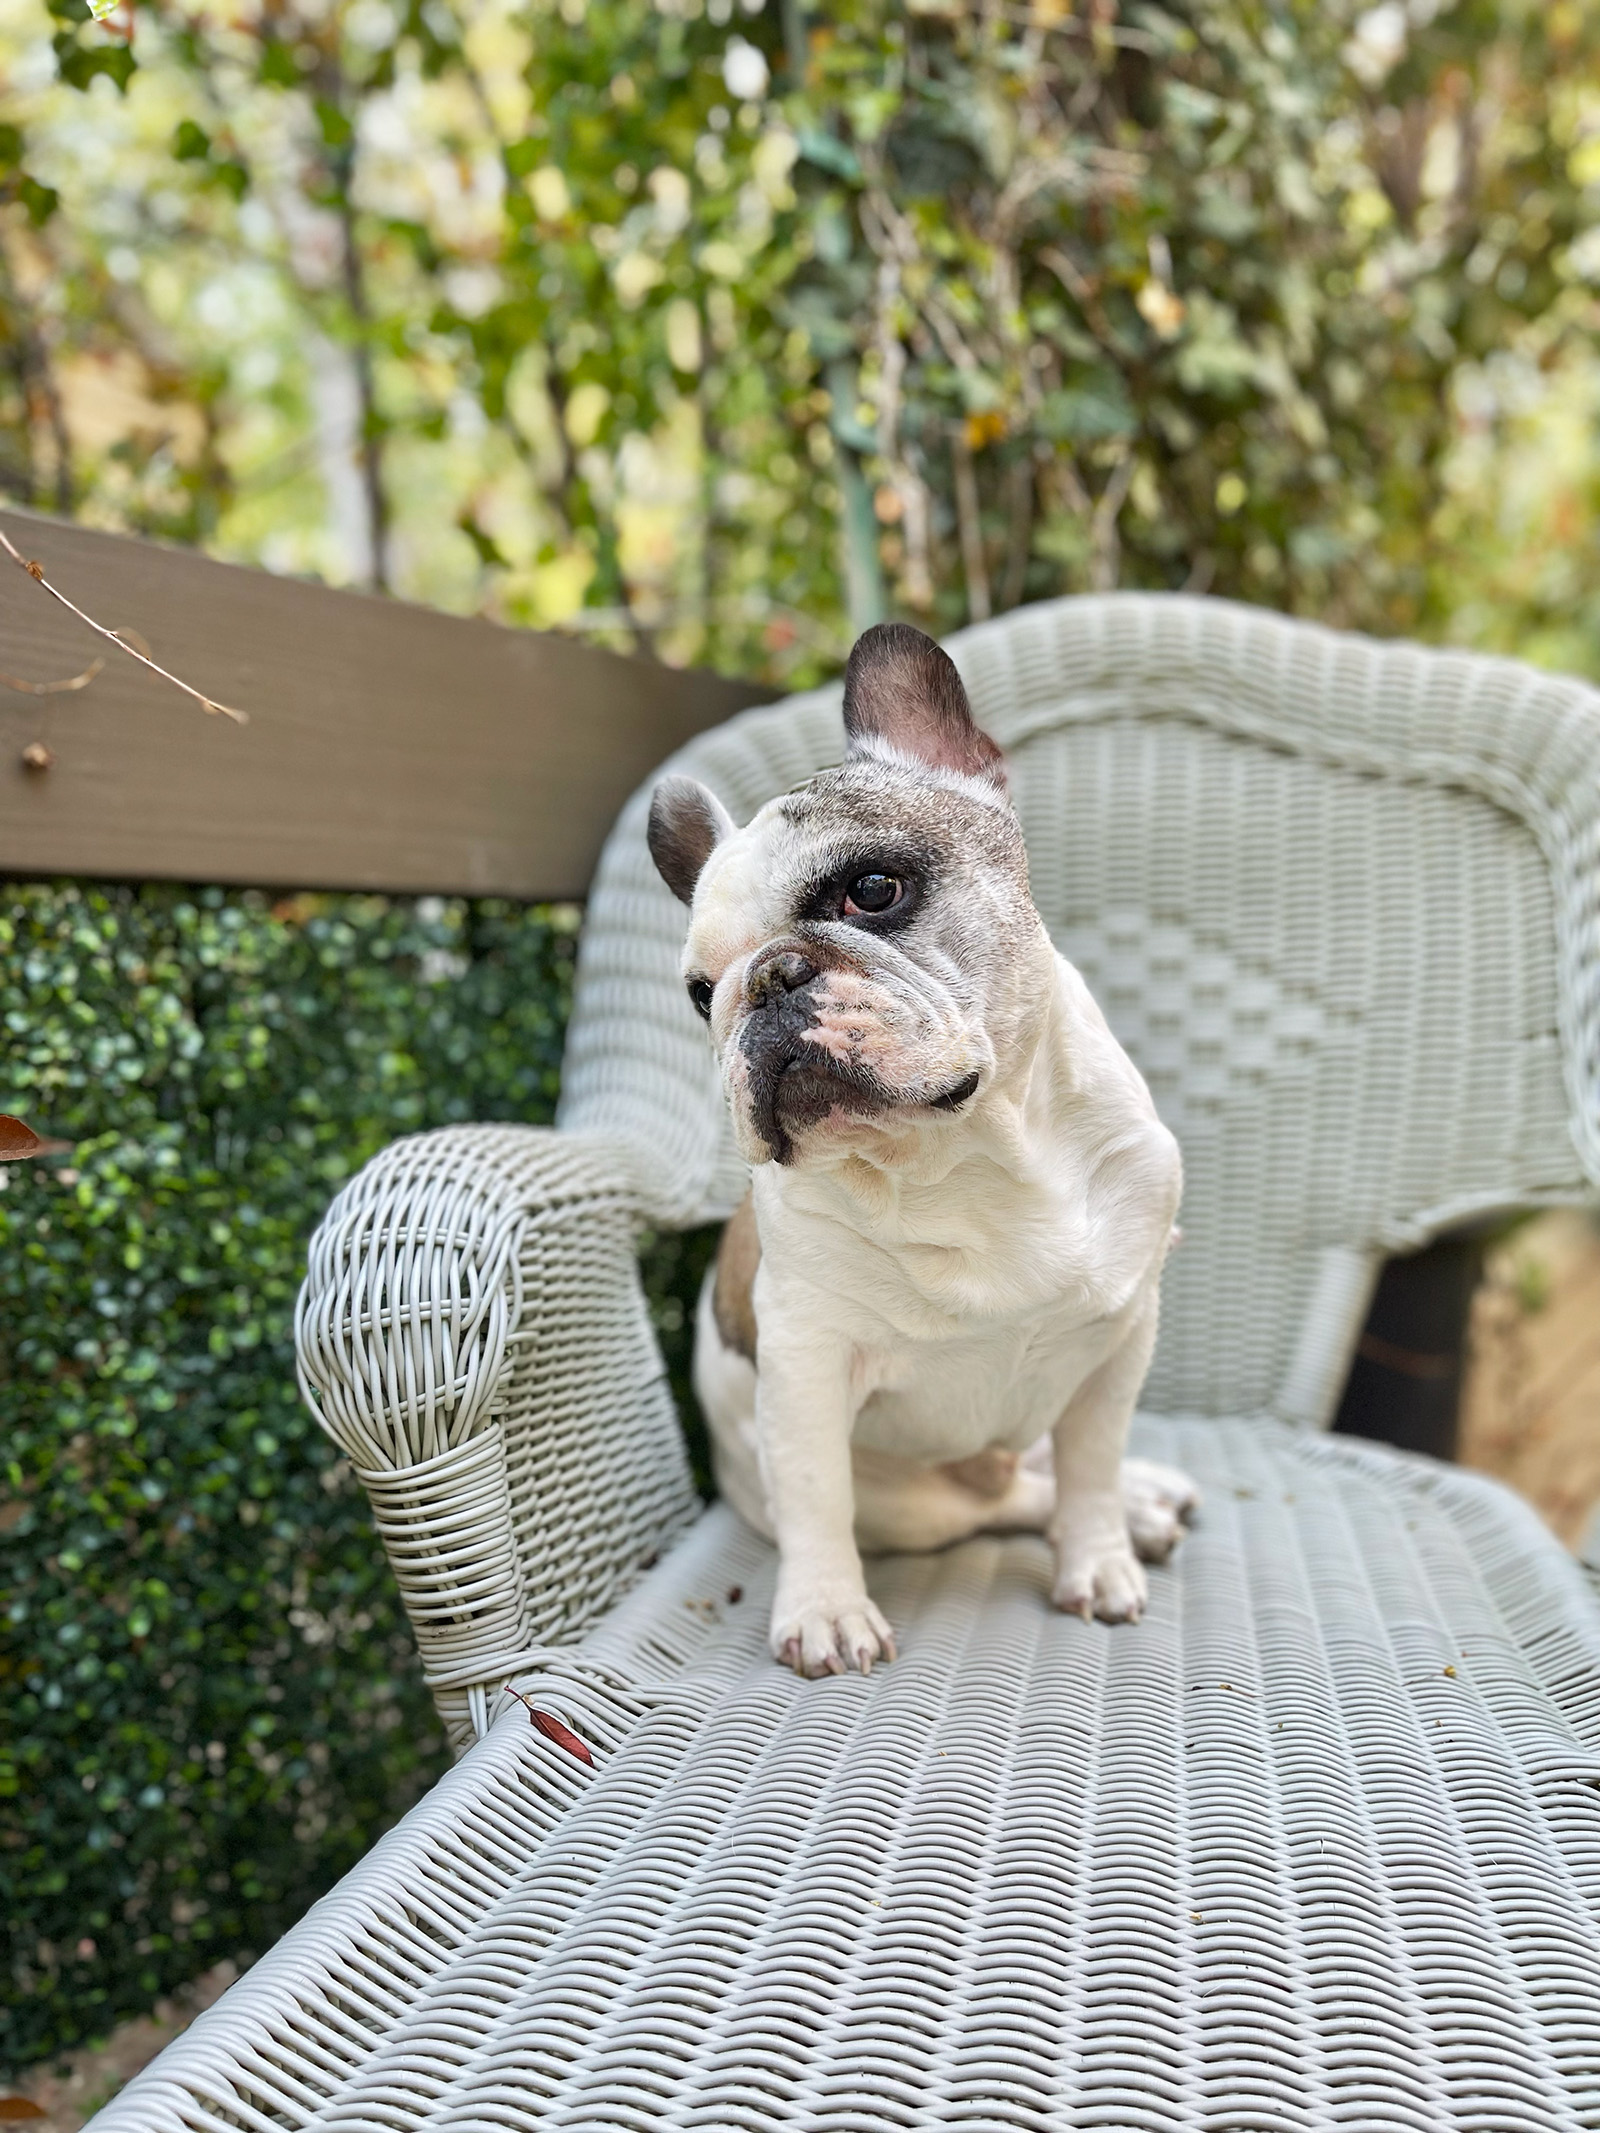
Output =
[
  {"x1": 0, "y1": 527, "x2": 248, "y2": 724},
  {"x1": 0, "y1": 656, "x2": 104, "y2": 695}
]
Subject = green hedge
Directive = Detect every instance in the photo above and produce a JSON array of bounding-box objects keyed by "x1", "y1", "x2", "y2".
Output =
[{"x1": 0, "y1": 882, "x2": 715, "y2": 2074}]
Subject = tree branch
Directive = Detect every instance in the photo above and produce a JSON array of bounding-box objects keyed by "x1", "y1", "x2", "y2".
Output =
[
  {"x1": 999, "y1": 452, "x2": 1035, "y2": 612},
  {"x1": 950, "y1": 424, "x2": 991, "y2": 623},
  {"x1": 1088, "y1": 450, "x2": 1134, "y2": 593},
  {"x1": 335, "y1": 182, "x2": 390, "y2": 595}
]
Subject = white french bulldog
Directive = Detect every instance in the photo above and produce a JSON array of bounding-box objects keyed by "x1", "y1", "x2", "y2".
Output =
[{"x1": 648, "y1": 622, "x2": 1195, "y2": 1678}]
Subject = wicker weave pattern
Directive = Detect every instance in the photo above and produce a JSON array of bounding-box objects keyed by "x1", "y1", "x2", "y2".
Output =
[
  {"x1": 297, "y1": 1125, "x2": 697, "y2": 1748},
  {"x1": 94, "y1": 1419, "x2": 1600, "y2": 2132}
]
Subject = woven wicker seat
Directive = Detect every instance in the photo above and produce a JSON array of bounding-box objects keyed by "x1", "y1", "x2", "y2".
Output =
[{"x1": 97, "y1": 595, "x2": 1600, "y2": 2131}]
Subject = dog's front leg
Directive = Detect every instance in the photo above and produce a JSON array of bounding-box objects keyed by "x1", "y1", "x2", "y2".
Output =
[
  {"x1": 757, "y1": 1331, "x2": 895, "y2": 1678},
  {"x1": 1050, "y1": 1288, "x2": 1160, "y2": 1624}
]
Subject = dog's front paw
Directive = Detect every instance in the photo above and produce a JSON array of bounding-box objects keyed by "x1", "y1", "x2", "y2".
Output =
[
  {"x1": 771, "y1": 1585, "x2": 896, "y2": 1678},
  {"x1": 1121, "y1": 1456, "x2": 1201, "y2": 1564},
  {"x1": 1051, "y1": 1495, "x2": 1147, "y2": 1623}
]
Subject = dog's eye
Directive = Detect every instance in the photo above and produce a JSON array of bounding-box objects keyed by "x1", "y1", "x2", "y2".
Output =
[
  {"x1": 687, "y1": 978, "x2": 714, "y2": 1020},
  {"x1": 843, "y1": 873, "x2": 903, "y2": 917}
]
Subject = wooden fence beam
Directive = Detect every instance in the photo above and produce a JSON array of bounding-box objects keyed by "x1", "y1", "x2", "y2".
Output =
[{"x1": 0, "y1": 509, "x2": 770, "y2": 899}]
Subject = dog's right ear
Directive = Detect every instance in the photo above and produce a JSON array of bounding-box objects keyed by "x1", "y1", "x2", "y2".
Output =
[
  {"x1": 842, "y1": 621, "x2": 1005, "y2": 786},
  {"x1": 647, "y1": 775, "x2": 736, "y2": 905}
]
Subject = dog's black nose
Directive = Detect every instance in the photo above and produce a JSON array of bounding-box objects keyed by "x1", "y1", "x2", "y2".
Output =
[{"x1": 745, "y1": 947, "x2": 817, "y2": 1006}]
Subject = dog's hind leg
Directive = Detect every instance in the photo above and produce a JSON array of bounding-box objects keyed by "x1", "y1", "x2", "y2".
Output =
[
  {"x1": 689, "y1": 1261, "x2": 1049, "y2": 1557},
  {"x1": 850, "y1": 1446, "x2": 1053, "y2": 1554}
]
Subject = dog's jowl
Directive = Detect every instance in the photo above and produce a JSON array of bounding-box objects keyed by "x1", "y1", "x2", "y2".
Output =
[{"x1": 648, "y1": 622, "x2": 1196, "y2": 1678}]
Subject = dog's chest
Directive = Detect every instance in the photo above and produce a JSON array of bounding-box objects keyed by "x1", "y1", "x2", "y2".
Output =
[
  {"x1": 848, "y1": 1303, "x2": 1126, "y2": 1461},
  {"x1": 794, "y1": 1145, "x2": 1155, "y2": 1334}
]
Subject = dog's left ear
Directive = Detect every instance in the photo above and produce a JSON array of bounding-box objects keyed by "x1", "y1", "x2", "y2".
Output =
[
  {"x1": 843, "y1": 622, "x2": 1006, "y2": 786},
  {"x1": 648, "y1": 775, "x2": 736, "y2": 904}
]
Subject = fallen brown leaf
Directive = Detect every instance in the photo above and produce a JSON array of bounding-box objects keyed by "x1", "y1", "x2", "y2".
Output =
[
  {"x1": 0, "y1": 1117, "x2": 43, "y2": 1162},
  {"x1": 531, "y1": 1710, "x2": 593, "y2": 1765},
  {"x1": 501, "y1": 1686, "x2": 594, "y2": 1765}
]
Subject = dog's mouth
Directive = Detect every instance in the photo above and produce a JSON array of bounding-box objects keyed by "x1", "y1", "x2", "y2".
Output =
[
  {"x1": 928, "y1": 1069, "x2": 981, "y2": 1111},
  {"x1": 745, "y1": 1046, "x2": 980, "y2": 1166}
]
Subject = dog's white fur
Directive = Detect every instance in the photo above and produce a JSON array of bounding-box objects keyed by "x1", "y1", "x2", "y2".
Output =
[{"x1": 653, "y1": 627, "x2": 1192, "y2": 1676}]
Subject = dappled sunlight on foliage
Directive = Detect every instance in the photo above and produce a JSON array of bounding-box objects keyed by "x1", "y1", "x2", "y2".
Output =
[
  {"x1": 3, "y1": 0, "x2": 1599, "y2": 678},
  {"x1": 1432, "y1": 337, "x2": 1600, "y2": 676}
]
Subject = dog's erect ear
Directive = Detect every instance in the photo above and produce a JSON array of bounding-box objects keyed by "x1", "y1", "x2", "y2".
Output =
[
  {"x1": 842, "y1": 622, "x2": 1005, "y2": 785},
  {"x1": 648, "y1": 775, "x2": 736, "y2": 904}
]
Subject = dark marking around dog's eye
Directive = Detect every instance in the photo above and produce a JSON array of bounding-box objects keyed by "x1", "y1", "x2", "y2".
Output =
[
  {"x1": 687, "y1": 978, "x2": 714, "y2": 1020},
  {"x1": 843, "y1": 873, "x2": 902, "y2": 916},
  {"x1": 797, "y1": 850, "x2": 926, "y2": 933}
]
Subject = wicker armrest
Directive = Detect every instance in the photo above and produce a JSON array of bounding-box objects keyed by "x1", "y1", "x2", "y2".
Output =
[{"x1": 295, "y1": 1124, "x2": 699, "y2": 1750}]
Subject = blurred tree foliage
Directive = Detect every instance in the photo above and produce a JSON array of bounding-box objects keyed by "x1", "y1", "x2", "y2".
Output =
[{"x1": 4, "y1": 0, "x2": 1599, "y2": 682}]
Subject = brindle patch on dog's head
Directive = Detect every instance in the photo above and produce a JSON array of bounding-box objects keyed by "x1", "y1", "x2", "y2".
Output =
[{"x1": 649, "y1": 624, "x2": 1051, "y2": 1168}]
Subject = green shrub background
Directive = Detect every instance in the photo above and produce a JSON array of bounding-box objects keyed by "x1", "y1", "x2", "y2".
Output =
[{"x1": 0, "y1": 881, "x2": 715, "y2": 2074}]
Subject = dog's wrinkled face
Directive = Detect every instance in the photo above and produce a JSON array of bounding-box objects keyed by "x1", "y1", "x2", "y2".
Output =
[{"x1": 648, "y1": 624, "x2": 1048, "y2": 1168}]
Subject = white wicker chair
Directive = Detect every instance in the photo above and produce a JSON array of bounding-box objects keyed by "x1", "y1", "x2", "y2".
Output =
[{"x1": 97, "y1": 595, "x2": 1600, "y2": 2132}]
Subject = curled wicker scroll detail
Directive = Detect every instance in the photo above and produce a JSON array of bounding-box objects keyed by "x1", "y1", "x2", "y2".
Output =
[{"x1": 296, "y1": 1157, "x2": 524, "y2": 1471}]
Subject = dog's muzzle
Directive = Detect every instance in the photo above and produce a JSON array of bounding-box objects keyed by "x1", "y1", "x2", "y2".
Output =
[
  {"x1": 734, "y1": 942, "x2": 977, "y2": 1165},
  {"x1": 736, "y1": 944, "x2": 857, "y2": 1164}
]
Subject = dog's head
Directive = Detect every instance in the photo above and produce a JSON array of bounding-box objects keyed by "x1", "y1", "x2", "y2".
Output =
[{"x1": 648, "y1": 623, "x2": 1049, "y2": 1168}]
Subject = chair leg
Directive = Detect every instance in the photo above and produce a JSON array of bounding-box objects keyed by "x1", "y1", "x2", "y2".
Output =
[{"x1": 1332, "y1": 1231, "x2": 1488, "y2": 1461}]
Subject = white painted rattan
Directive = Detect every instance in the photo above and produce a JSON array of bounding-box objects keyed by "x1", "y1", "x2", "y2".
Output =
[
  {"x1": 97, "y1": 595, "x2": 1600, "y2": 2130},
  {"x1": 295, "y1": 1125, "x2": 697, "y2": 1747},
  {"x1": 95, "y1": 1421, "x2": 1600, "y2": 2131}
]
